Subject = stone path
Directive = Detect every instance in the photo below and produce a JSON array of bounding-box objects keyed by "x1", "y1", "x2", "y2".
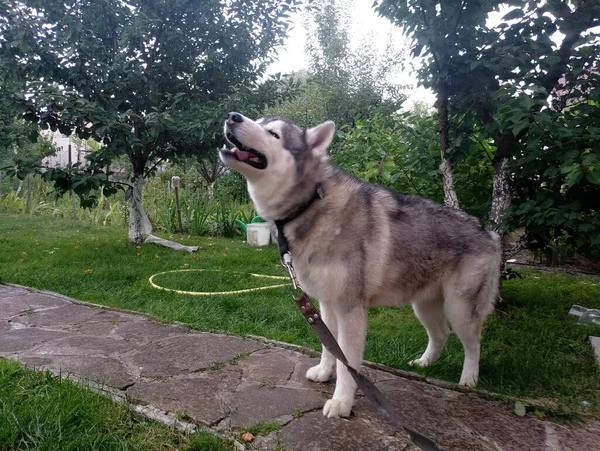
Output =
[{"x1": 1, "y1": 284, "x2": 599, "y2": 451}]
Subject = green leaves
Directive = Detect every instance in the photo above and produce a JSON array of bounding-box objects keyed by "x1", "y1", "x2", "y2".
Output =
[
  {"x1": 502, "y1": 8, "x2": 526, "y2": 21},
  {"x1": 0, "y1": 0, "x2": 301, "y2": 216}
]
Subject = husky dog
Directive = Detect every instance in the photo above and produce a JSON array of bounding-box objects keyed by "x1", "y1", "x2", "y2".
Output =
[{"x1": 220, "y1": 112, "x2": 501, "y2": 419}]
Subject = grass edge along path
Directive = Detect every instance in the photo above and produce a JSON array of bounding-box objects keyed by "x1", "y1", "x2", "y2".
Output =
[
  {"x1": 0, "y1": 358, "x2": 233, "y2": 451},
  {"x1": 0, "y1": 213, "x2": 599, "y2": 417}
]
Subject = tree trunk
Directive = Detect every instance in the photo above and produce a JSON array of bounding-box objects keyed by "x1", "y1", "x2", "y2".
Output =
[
  {"x1": 489, "y1": 134, "x2": 518, "y2": 254},
  {"x1": 490, "y1": 156, "x2": 511, "y2": 229},
  {"x1": 128, "y1": 173, "x2": 152, "y2": 244},
  {"x1": 207, "y1": 181, "x2": 215, "y2": 199},
  {"x1": 489, "y1": 136, "x2": 517, "y2": 310},
  {"x1": 16, "y1": 179, "x2": 23, "y2": 196},
  {"x1": 437, "y1": 80, "x2": 460, "y2": 209},
  {"x1": 0, "y1": 170, "x2": 3, "y2": 198}
]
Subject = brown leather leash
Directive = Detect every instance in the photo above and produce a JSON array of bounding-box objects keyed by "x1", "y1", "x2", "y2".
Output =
[{"x1": 275, "y1": 210, "x2": 443, "y2": 451}]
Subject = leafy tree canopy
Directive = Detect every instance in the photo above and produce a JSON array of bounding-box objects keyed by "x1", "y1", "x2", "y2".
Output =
[
  {"x1": 0, "y1": 0, "x2": 301, "y2": 240},
  {"x1": 375, "y1": 0, "x2": 600, "y2": 258},
  {"x1": 0, "y1": 0, "x2": 301, "y2": 170},
  {"x1": 268, "y1": 0, "x2": 406, "y2": 128}
]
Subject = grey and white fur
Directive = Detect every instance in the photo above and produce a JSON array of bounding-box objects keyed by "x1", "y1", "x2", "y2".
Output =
[{"x1": 220, "y1": 113, "x2": 501, "y2": 419}]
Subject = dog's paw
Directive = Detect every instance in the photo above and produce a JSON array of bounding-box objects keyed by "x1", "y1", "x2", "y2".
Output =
[
  {"x1": 459, "y1": 375, "x2": 478, "y2": 388},
  {"x1": 323, "y1": 398, "x2": 352, "y2": 418},
  {"x1": 409, "y1": 357, "x2": 430, "y2": 367},
  {"x1": 306, "y1": 364, "x2": 333, "y2": 382}
]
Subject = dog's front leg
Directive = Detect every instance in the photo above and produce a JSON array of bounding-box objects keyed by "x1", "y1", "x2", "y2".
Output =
[
  {"x1": 306, "y1": 301, "x2": 337, "y2": 382},
  {"x1": 323, "y1": 306, "x2": 367, "y2": 419}
]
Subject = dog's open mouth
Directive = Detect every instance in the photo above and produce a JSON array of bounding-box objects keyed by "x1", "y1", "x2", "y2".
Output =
[{"x1": 223, "y1": 133, "x2": 267, "y2": 170}]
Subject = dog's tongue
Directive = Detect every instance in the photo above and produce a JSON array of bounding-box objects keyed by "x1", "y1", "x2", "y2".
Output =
[{"x1": 233, "y1": 148, "x2": 252, "y2": 161}]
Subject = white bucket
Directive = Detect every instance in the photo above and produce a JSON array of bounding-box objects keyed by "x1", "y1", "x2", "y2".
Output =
[{"x1": 246, "y1": 223, "x2": 271, "y2": 246}]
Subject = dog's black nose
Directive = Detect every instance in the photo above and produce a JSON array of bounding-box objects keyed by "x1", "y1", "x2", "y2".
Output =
[{"x1": 228, "y1": 112, "x2": 243, "y2": 123}]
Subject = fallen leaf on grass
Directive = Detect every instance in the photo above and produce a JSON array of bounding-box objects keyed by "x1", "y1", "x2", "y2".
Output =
[
  {"x1": 18, "y1": 258, "x2": 25, "y2": 263},
  {"x1": 514, "y1": 401, "x2": 526, "y2": 417},
  {"x1": 84, "y1": 269, "x2": 93, "y2": 275},
  {"x1": 154, "y1": 254, "x2": 159, "y2": 259},
  {"x1": 241, "y1": 432, "x2": 254, "y2": 442}
]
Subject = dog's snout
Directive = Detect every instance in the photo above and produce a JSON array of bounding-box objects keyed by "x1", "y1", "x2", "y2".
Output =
[{"x1": 227, "y1": 112, "x2": 243, "y2": 124}]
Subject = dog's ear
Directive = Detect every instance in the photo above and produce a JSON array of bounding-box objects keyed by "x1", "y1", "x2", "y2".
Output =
[{"x1": 306, "y1": 121, "x2": 335, "y2": 157}]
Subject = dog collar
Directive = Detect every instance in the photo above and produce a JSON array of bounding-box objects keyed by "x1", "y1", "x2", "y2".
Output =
[{"x1": 274, "y1": 183, "x2": 323, "y2": 258}]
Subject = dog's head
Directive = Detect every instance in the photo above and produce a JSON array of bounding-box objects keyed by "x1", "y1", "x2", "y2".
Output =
[{"x1": 220, "y1": 112, "x2": 335, "y2": 182}]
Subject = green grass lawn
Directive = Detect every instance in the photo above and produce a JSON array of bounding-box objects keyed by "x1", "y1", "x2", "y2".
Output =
[
  {"x1": 1, "y1": 213, "x2": 599, "y2": 416},
  {"x1": 0, "y1": 359, "x2": 231, "y2": 451}
]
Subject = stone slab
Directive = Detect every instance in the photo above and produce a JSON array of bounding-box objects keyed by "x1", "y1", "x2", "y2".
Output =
[
  {"x1": 113, "y1": 320, "x2": 182, "y2": 343},
  {"x1": 230, "y1": 384, "x2": 327, "y2": 429},
  {"x1": 127, "y1": 368, "x2": 241, "y2": 426},
  {"x1": 590, "y1": 336, "x2": 600, "y2": 366},
  {"x1": 285, "y1": 354, "x2": 335, "y2": 395},
  {"x1": 12, "y1": 304, "x2": 125, "y2": 330},
  {"x1": 128, "y1": 334, "x2": 263, "y2": 377},
  {"x1": 278, "y1": 410, "x2": 410, "y2": 451},
  {"x1": 74, "y1": 321, "x2": 120, "y2": 336},
  {"x1": 20, "y1": 355, "x2": 136, "y2": 390},
  {"x1": 0, "y1": 285, "x2": 29, "y2": 297},
  {"x1": 554, "y1": 419, "x2": 600, "y2": 451},
  {"x1": 365, "y1": 378, "x2": 547, "y2": 451},
  {"x1": 240, "y1": 349, "x2": 296, "y2": 384},
  {"x1": 0, "y1": 328, "x2": 68, "y2": 353},
  {"x1": 0, "y1": 293, "x2": 66, "y2": 319},
  {"x1": 31, "y1": 335, "x2": 133, "y2": 356}
]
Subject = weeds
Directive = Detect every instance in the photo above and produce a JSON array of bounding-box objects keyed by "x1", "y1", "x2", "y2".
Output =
[
  {"x1": 242, "y1": 420, "x2": 283, "y2": 436},
  {"x1": 0, "y1": 175, "x2": 252, "y2": 239}
]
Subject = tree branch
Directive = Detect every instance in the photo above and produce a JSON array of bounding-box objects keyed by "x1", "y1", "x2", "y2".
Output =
[
  {"x1": 145, "y1": 157, "x2": 164, "y2": 176},
  {"x1": 453, "y1": 0, "x2": 467, "y2": 33}
]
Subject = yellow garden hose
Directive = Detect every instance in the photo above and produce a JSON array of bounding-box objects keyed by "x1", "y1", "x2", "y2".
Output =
[{"x1": 148, "y1": 268, "x2": 290, "y2": 296}]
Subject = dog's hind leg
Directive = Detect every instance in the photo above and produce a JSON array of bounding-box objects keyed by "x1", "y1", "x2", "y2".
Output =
[
  {"x1": 443, "y1": 293, "x2": 484, "y2": 388},
  {"x1": 409, "y1": 297, "x2": 450, "y2": 367},
  {"x1": 444, "y1": 259, "x2": 497, "y2": 387},
  {"x1": 306, "y1": 301, "x2": 337, "y2": 382},
  {"x1": 323, "y1": 305, "x2": 367, "y2": 419}
]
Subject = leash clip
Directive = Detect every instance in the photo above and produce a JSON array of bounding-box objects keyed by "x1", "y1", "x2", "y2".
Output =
[{"x1": 282, "y1": 252, "x2": 301, "y2": 290}]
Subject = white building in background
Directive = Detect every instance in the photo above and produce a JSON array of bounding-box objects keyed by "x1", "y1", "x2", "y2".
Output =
[
  {"x1": 42, "y1": 132, "x2": 94, "y2": 169},
  {"x1": 40, "y1": 131, "x2": 167, "y2": 178}
]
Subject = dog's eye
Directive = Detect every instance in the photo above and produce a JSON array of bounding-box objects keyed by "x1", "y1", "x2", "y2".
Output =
[{"x1": 268, "y1": 131, "x2": 280, "y2": 139}]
